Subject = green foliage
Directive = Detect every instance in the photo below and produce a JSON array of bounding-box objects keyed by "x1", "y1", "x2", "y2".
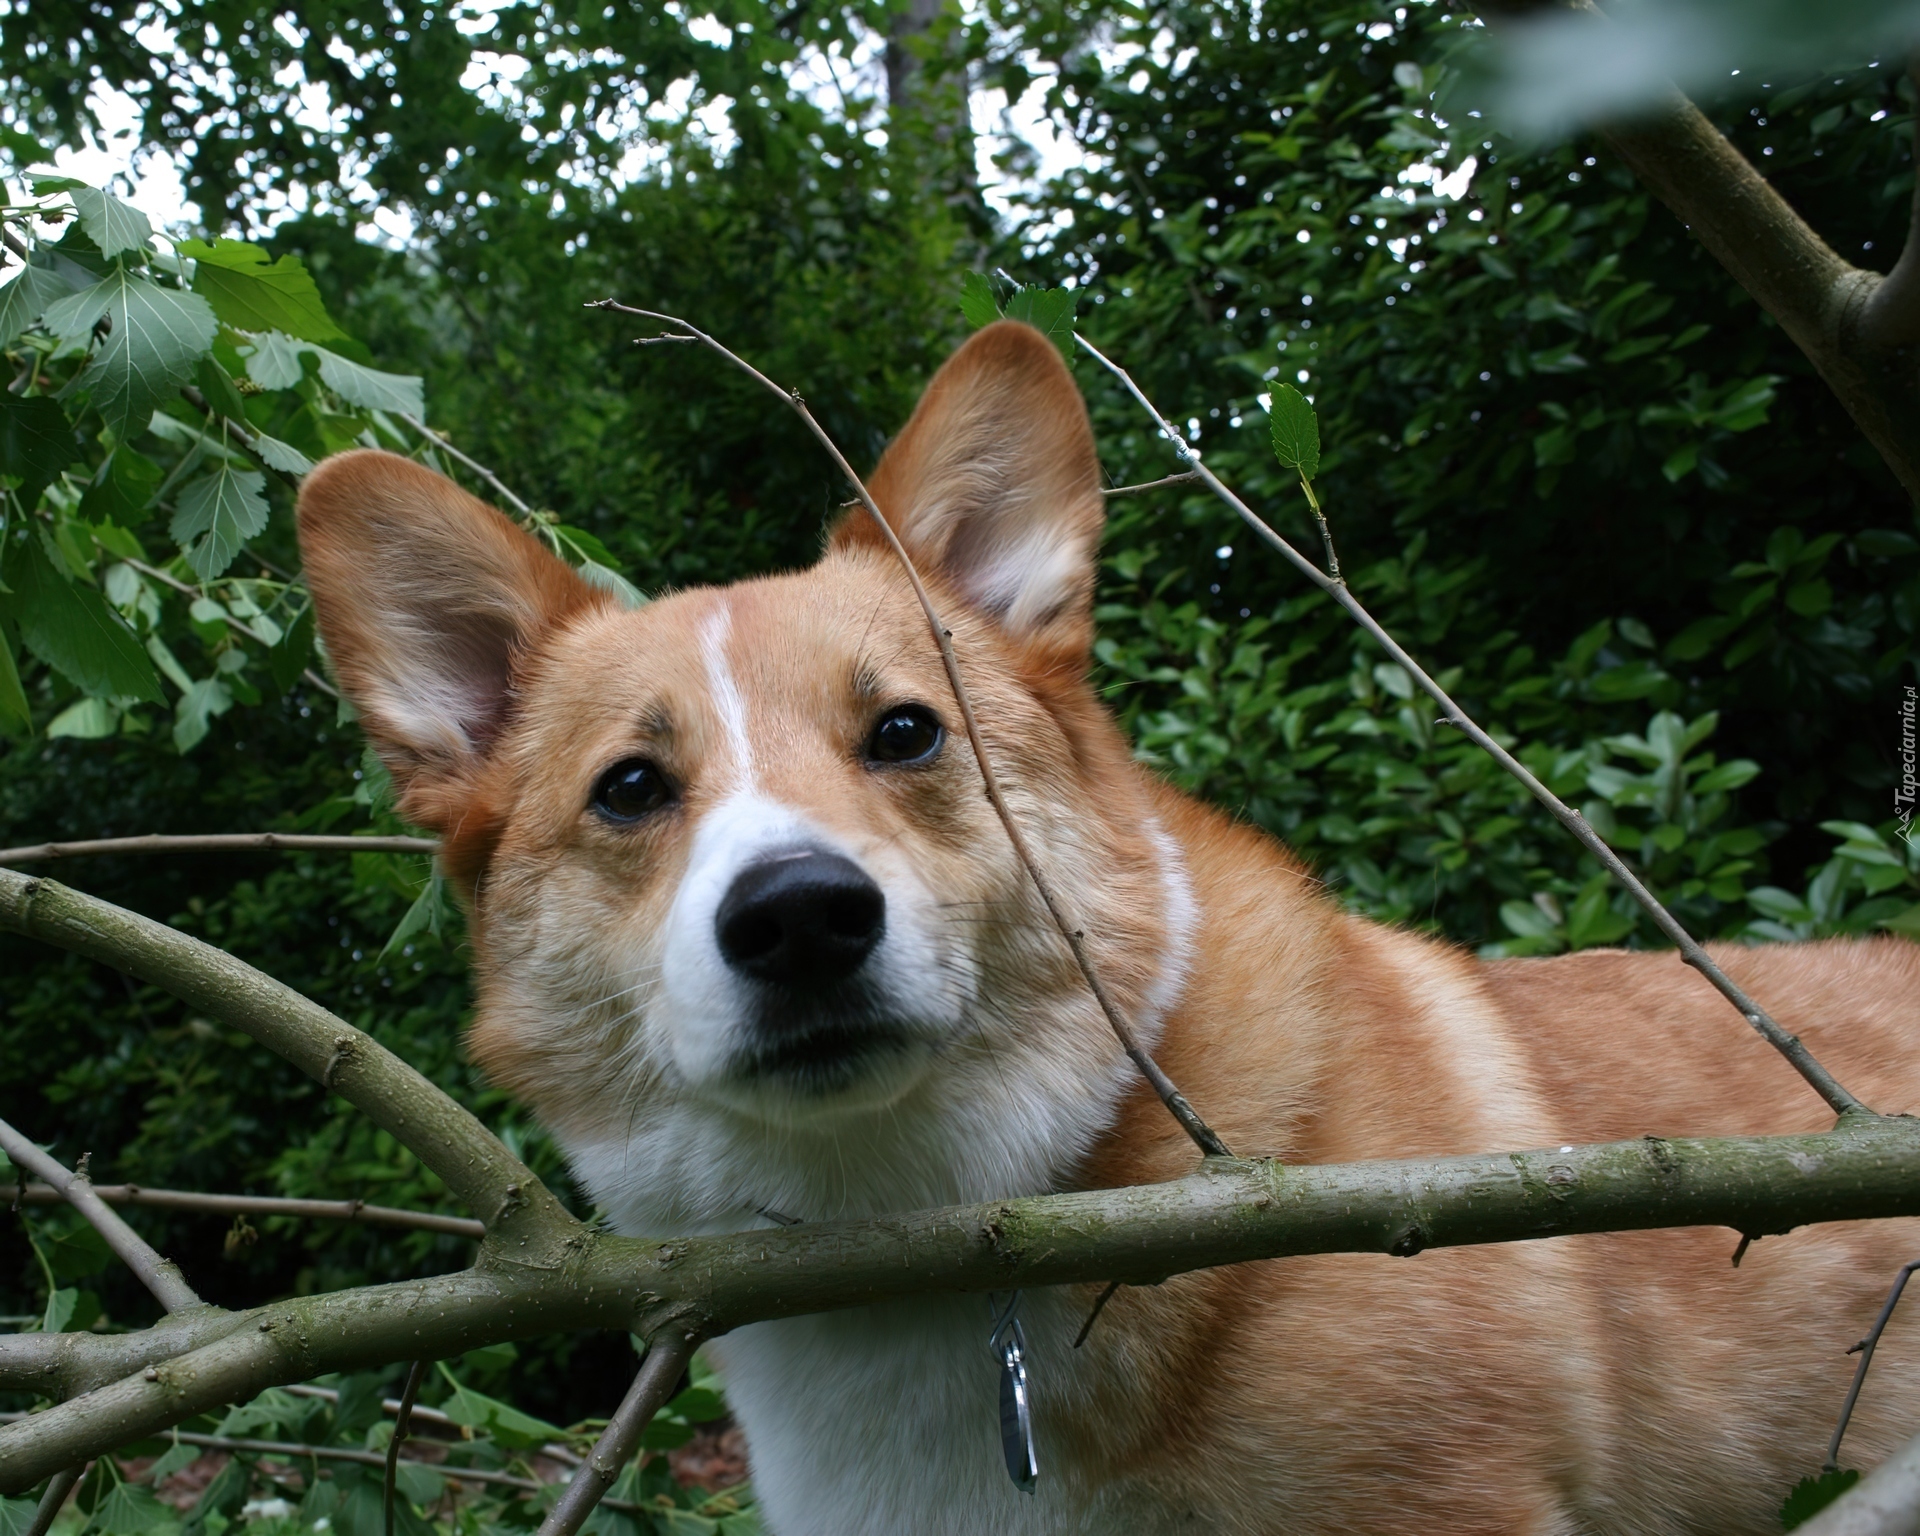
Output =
[
  {"x1": 1781, "y1": 1467, "x2": 1861, "y2": 1529},
  {"x1": 1268, "y1": 383, "x2": 1322, "y2": 481},
  {"x1": 4, "y1": 0, "x2": 1919, "y2": 1500}
]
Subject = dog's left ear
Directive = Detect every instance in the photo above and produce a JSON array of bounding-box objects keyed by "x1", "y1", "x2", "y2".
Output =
[{"x1": 835, "y1": 320, "x2": 1104, "y2": 660}]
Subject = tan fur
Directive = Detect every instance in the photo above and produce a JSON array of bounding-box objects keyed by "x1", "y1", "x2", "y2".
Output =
[{"x1": 299, "y1": 321, "x2": 1920, "y2": 1535}]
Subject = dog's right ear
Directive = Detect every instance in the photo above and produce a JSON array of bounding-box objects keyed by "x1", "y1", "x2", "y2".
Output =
[{"x1": 297, "y1": 450, "x2": 606, "y2": 831}]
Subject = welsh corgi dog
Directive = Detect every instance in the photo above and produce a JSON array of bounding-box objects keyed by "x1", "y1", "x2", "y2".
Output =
[{"x1": 299, "y1": 320, "x2": 1920, "y2": 1535}]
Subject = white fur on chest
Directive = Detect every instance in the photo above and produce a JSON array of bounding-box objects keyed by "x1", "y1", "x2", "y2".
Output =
[{"x1": 708, "y1": 1296, "x2": 1175, "y2": 1536}]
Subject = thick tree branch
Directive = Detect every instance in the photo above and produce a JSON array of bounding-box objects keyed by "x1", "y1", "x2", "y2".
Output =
[
  {"x1": 0, "y1": 868, "x2": 570, "y2": 1242},
  {"x1": 2, "y1": 1183, "x2": 482, "y2": 1238},
  {"x1": 0, "y1": 834, "x2": 437, "y2": 867},
  {"x1": 1472, "y1": 2, "x2": 1920, "y2": 501},
  {"x1": 0, "y1": 1117, "x2": 202, "y2": 1314},
  {"x1": 4, "y1": 1116, "x2": 1918, "y2": 1491},
  {"x1": 1800, "y1": 1427, "x2": 1920, "y2": 1536},
  {"x1": 1076, "y1": 333, "x2": 1871, "y2": 1119},
  {"x1": 590, "y1": 298, "x2": 1231, "y2": 1160}
]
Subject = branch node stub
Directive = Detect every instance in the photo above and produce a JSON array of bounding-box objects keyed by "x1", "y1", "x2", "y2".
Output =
[{"x1": 1388, "y1": 1225, "x2": 1428, "y2": 1258}]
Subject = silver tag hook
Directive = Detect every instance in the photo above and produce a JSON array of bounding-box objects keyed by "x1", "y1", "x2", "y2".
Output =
[{"x1": 988, "y1": 1291, "x2": 1038, "y2": 1493}]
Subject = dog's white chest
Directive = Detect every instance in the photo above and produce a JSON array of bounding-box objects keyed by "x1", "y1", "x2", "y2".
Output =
[{"x1": 709, "y1": 1296, "x2": 1166, "y2": 1536}]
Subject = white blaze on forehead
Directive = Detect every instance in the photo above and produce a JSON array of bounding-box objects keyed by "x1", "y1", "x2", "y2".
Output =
[{"x1": 701, "y1": 601, "x2": 755, "y2": 788}]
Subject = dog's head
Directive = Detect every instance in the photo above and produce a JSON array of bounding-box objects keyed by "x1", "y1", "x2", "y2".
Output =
[{"x1": 298, "y1": 322, "x2": 1196, "y2": 1228}]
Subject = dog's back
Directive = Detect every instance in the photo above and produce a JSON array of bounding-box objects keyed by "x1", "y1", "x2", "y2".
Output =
[{"x1": 298, "y1": 320, "x2": 1920, "y2": 1535}]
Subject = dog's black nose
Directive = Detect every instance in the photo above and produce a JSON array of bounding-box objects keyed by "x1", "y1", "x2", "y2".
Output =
[{"x1": 715, "y1": 850, "x2": 885, "y2": 988}]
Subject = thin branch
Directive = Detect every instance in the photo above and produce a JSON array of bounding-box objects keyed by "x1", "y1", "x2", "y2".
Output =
[
  {"x1": 1799, "y1": 1424, "x2": 1920, "y2": 1536},
  {"x1": 591, "y1": 299, "x2": 1230, "y2": 1160},
  {"x1": 399, "y1": 414, "x2": 532, "y2": 518},
  {"x1": 24, "y1": 1466, "x2": 79, "y2": 1536},
  {"x1": 0, "y1": 1420, "x2": 634, "y2": 1509},
  {"x1": 0, "y1": 834, "x2": 437, "y2": 868},
  {"x1": 0, "y1": 868, "x2": 570, "y2": 1243},
  {"x1": 384, "y1": 1359, "x2": 428, "y2": 1536},
  {"x1": 177, "y1": 385, "x2": 300, "y2": 493},
  {"x1": 1101, "y1": 471, "x2": 1201, "y2": 498},
  {"x1": 1826, "y1": 1257, "x2": 1920, "y2": 1471},
  {"x1": 1074, "y1": 331, "x2": 1870, "y2": 1120},
  {"x1": 122, "y1": 558, "x2": 338, "y2": 700},
  {"x1": 0, "y1": 1117, "x2": 202, "y2": 1314},
  {"x1": 5, "y1": 1115, "x2": 1919, "y2": 1488},
  {"x1": 536, "y1": 1327, "x2": 701, "y2": 1536}
]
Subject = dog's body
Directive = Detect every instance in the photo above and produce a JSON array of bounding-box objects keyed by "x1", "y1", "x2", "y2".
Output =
[{"x1": 300, "y1": 322, "x2": 1920, "y2": 1534}]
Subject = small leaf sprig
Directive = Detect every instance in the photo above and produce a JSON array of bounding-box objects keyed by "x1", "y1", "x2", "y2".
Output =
[{"x1": 1269, "y1": 382, "x2": 1339, "y2": 583}]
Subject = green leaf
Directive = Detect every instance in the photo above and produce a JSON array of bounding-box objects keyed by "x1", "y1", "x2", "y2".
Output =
[
  {"x1": 958, "y1": 271, "x2": 1001, "y2": 329},
  {"x1": 179, "y1": 238, "x2": 346, "y2": 342},
  {"x1": 91, "y1": 1483, "x2": 172, "y2": 1536},
  {"x1": 249, "y1": 429, "x2": 315, "y2": 474},
  {"x1": 380, "y1": 869, "x2": 447, "y2": 958},
  {"x1": 80, "y1": 448, "x2": 164, "y2": 525},
  {"x1": 0, "y1": 394, "x2": 80, "y2": 512},
  {"x1": 43, "y1": 267, "x2": 218, "y2": 440},
  {"x1": 580, "y1": 561, "x2": 647, "y2": 609},
  {"x1": 170, "y1": 462, "x2": 269, "y2": 579},
  {"x1": 0, "y1": 1497, "x2": 41, "y2": 1536},
  {"x1": 0, "y1": 262, "x2": 79, "y2": 347},
  {"x1": 1781, "y1": 1468, "x2": 1859, "y2": 1530},
  {"x1": 266, "y1": 604, "x2": 315, "y2": 692},
  {"x1": 70, "y1": 186, "x2": 153, "y2": 261},
  {"x1": 242, "y1": 330, "x2": 424, "y2": 415},
  {"x1": 438, "y1": 1374, "x2": 565, "y2": 1450},
  {"x1": 193, "y1": 355, "x2": 251, "y2": 423},
  {"x1": 48, "y1": 697, "x2": 119, "y2": 738},
  {"x1": 0, "y1": 631, "x2": 29, "y2": 735},
  {"x1": 1269, "y1": 383, "x2": 1321, "y2": 479},
  {"x1": 142, "y1": 1439, "x2": 200, "y2": 1488},
  {"x1": 3, "y1": 537, "x2": 163, "y2": 702},
  {"x1": 172, "y1": 676, "x2": 234, "y2": 752},
  {"x1": 1002, "y1": 286, "x2": 1077, "y2": 363}
]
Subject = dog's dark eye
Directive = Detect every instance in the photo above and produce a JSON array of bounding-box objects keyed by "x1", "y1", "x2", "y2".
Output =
[
  {"x1": 592, "y1": 758, "x2": 675, "y2": 821},
  {"x1": 865, "y1": 705, "x2": 944, "y2": 765}
]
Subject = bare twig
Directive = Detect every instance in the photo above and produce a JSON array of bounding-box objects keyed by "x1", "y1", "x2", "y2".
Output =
[
  {"x1": 591, "y1": 299, "x2": 1230, "y2": 1159},
  {"x1": 399, "y1": 414, "x2": 532, "y2": 517},
  {"x1": 1074, "y1": 331, "x2": 1869, "y2": 1120},
  {"x1": 384, "y1": 1359, "x2": 428, "y2": 1536},
  {"x1": 1799, "y1": 1424, "x2": 1920, "y2": 1536},
  {"x1": 0, "y1": 1418, "x2": 628, "y2": 1509},
  {"x1": 1826, "y1": 1257, "x2": 1920, "y2": 1471},
  {"x1": 1102, "y1": 471, "x2": 1201, "y2": 497},
  {"x1": 535, "y1": 1327, "x2": 701, "y2": 1536},
  {"x1": 0, "y1": 834, "x2": 437, "y2": 868},
  {"x1": 23, "y1": 1466, "x2": 79, "y2": 1536},
  {"x1": 0, "y1": 1117, "x2": 201, "y2": 1314},
  {"x1": 1071, "y1": 1281, "x2": 1122, "y2": 1348},
  {"x1": 122, "y1": 558, "x2": 338, "y2": 700}
]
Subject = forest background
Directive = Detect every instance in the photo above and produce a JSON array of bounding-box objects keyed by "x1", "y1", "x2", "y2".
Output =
[{"x1": 2, "y1": 0, "x2": 1918, "y2": 1482}]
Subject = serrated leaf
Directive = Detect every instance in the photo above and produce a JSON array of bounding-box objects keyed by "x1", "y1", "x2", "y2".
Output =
[
  {"x1": 79, "y1": 447, "x2": 164, "y2": 525},
  {"x1": 43, "y1": 267, "x2": 218, "y2": 440},
  {"x1": 70, "y1": 186, "x2": 153, "y2": 260},
  {"x1": 91, "y1": 1482, "x2": 172, "y2": 1536},
  {"x1": 1269, "y1": 383, "x2": 1321, "y2": 479},
  {"x1": 380, "y1": 868, "x2": 446, "y2": 958},
  {"x1": 193, "y1": 354, "x2": 251, "y2": 422},
  {"x1": 249, "y1": 429, "x2": 314, "y2": 474},
  {"x1": 240, "y1": 329, "x2": 310, "y2": 389},
  {"x1": 170, "y1": 462, "x2": 269, "y2": 579},
  {"x1": 438, "y1": 1375, "x2": 565, "y2": 1450},
  {"x1": 1002, "y1": 286, "x2": 1077, "y2": 363},
  {"x1": 47, "y1": 697, "x2": 119, "y2": 738},
  {"x1": 0, "y1": 262, "x2": 79, "y2": 347},
  {"x1": 958, "y1": 271, "x2": 1001, "y2": 329},
  {"x1": 314, "y1": 347, "x2": 424, "y2": 415},
  {"x1": 1781, "y1": 1467, "x2": 1859, "y2": 1530},
  {"x1": 180, "y1": 238, "x2": 345, "y2": 342},
  {"x1": 0, "y1": 394, "x2": 80, "y2": 512},
  {"x1": 3, "y1": 536, "x2": 162, "y2": 701}
]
